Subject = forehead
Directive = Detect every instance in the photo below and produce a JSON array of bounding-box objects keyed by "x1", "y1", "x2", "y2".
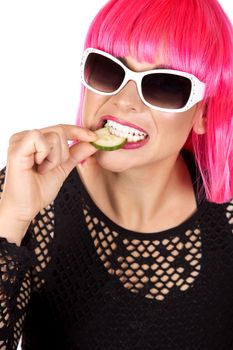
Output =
[{"x1": 119, "y1": 55, "x2": 173, "y2": 72}]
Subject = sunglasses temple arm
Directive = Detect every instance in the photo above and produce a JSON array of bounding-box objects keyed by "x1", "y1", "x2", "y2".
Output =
[{"x1": 195, "y1": 81, "x2": 206, "y2": 103}]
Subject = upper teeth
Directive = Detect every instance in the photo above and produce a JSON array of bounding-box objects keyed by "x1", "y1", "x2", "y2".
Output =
[{"x1": 104, "y1": 120, "x2": 148, "y2": 142}]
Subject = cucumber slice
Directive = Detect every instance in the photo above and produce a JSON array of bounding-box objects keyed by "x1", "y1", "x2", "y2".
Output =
[{"x1": 91, "y1": 127, "x2": 127, "y2": 151}]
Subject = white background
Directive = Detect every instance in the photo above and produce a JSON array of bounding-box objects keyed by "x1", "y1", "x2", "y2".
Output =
[
  {"x1": 0, "y1": 0, "x2": 108, "y2": 169},
  {"x1": 0, "y1": 1, "x2": 231, "y2": 348}
]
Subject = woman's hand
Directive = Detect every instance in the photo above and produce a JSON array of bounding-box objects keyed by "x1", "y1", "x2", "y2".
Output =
[{"x1": 0, "y1": 124, "x2": 98, "y2": 225}]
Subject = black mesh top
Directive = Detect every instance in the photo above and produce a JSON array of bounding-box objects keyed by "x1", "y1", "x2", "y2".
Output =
[{"x1": 0, "y1": 150, "x2": 233, "y2": 350}]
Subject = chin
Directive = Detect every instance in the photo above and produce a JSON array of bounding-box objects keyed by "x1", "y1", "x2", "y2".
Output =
[{"x1": 94, "y1": 151, "x2": 134, "y2": 173}]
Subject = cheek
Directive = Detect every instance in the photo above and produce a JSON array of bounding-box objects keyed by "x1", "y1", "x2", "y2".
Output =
[
  {"x1": 82, "y1": 90, "x2": 108, "y2": 128},
  {"x1": 154, "y1": 108, "x2": 197, "y2": 148}
]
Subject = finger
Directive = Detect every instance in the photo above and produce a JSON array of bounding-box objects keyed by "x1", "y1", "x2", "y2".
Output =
[
  {"x1": 8, "y1": 130, "x2": 50, "y2": 169},
  {"x1": 41, "y1": 126, "x2": 70, "y2": 164},
  {"x1": 59, "y1": 141, "x2": 98, "y2": 176},
  {"x1": 37, "y1": 132, "x2": 62, "y2": 173},
  {"x1": 9, "y1": 130, "x2": 30, "y2": 143},
  {"x1": 39, "y1": 124, "x2": 97, "y2": 143},
  {"x1": 40, "y1": 124, "x2": 97, "y2": 165},
  {"x1": 58, "y1": 136, "x2": 70, "y2": 164}
]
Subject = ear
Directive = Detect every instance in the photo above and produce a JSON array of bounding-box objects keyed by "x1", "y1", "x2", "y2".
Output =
[{"x1": 193, "y1": 106, "x2": 207, "y2": 135}]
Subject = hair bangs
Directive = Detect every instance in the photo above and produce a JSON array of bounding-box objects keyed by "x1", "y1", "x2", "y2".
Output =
[
  {"x1": 85, "y1": 0, "x2": 231, "y2": 97},
  {"x1": 85, "y1": 0, "x2": 163, "y2": 62}
]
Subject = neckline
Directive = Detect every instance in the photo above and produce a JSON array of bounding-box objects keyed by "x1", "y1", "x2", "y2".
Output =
[{"x1": 72, "y1": 149, "x2": 207, "y2": 240}]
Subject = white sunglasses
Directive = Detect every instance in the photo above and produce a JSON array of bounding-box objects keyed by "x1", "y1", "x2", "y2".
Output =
[{"x1": 81, "y1": 48, "x2": 206, "y2": 113}]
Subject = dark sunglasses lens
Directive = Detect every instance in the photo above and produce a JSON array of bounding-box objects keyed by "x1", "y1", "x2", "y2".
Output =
[
  {"x1": 84, "y1": 53, "x2": 125, "y2": 93},
  {"x1": 142, "y1": 73, "x2": 192, "y2": 109}
]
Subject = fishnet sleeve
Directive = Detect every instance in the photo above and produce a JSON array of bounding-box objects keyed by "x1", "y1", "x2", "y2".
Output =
[{"x1": 0, "y1": 168, "x2": 54, "y2": 349}]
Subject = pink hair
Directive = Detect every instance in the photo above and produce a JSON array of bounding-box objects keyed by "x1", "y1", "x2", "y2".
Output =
[{"x1": 76, "y1": 0, "x2": 233, "y2": 204}]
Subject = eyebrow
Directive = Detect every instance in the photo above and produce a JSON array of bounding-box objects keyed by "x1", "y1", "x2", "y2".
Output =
[{"x1": 117, "y1": 57, "x2": 173, "y2": 70}]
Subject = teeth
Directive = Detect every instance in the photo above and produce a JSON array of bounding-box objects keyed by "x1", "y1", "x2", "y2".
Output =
[
  {"x1": 127, "y1": 135, "x2": 134, "y2": 142},
  {"x1": 105, "y1": 120, "x2": 148, "y2": 142}
]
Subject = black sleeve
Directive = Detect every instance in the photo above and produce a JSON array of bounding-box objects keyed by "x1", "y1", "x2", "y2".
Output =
[{"x1": 0, "y1": 167, "x2": 51, "y2": 350}]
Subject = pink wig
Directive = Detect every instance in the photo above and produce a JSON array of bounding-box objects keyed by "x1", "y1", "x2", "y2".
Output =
[{"x1": 76, "y1": 0, "x2": 233, "y2": 204}]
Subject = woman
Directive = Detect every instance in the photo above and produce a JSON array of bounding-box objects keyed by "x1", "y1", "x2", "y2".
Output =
[{"x1": 0, "y1": 0, "x2": 232, "y2": 349}]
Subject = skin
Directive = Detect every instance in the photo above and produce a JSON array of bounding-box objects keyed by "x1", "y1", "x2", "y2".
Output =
[{"x1": 79, "y1": 55, "x2": 206, "y2": 231}]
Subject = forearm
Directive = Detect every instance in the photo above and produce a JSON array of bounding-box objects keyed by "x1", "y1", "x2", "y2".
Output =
[
  {"x1": 0, "y1": 236, "x2": 32, "y2": 349},
  {"x1": 0, "y1": 205, "x2": 31, "y2": 246}
]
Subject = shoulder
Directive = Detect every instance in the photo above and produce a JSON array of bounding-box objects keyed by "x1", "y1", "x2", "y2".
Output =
[
  {"x1": 222, "y1": 199, "x2": 233, "y2": 229},
  {"x1": 202, "y1": 198, "x2": 233, "y2": 237}
]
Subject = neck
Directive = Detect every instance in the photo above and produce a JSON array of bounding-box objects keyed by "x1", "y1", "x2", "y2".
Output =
[
  {"x1": 77, "y1": 152, "x2": 196, "y2": 232},
  {"x1": 102, "y1": 154, "x2": 189, "y2": 226}
]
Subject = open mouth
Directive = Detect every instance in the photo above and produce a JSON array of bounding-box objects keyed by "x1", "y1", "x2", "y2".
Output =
[{"x1": 102, "y1": 119, "x2": 149, "y2": 143}]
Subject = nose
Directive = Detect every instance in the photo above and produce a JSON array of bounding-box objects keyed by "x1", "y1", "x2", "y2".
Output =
[{"x1": 110, "y1": 80, "x2": 146, "y2": 113}]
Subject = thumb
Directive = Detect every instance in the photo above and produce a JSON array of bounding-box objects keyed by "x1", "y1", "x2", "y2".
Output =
[{"x1": 61, "y1": 141, "x2": 98, "y2": 175}]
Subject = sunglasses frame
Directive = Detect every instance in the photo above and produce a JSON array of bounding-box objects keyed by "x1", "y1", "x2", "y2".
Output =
[{"x1": 81, "y1": 48, "x2": 206, "y2": 113}]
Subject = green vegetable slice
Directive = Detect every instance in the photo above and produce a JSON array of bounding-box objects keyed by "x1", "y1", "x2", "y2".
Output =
[{"x1": 91, "y1": 127, "x2": 127, "y2": 151}]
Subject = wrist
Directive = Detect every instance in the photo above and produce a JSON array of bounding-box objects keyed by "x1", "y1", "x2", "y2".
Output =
[{"x1": 0, "y1": 205, "x2": 31, "y2": 246}]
